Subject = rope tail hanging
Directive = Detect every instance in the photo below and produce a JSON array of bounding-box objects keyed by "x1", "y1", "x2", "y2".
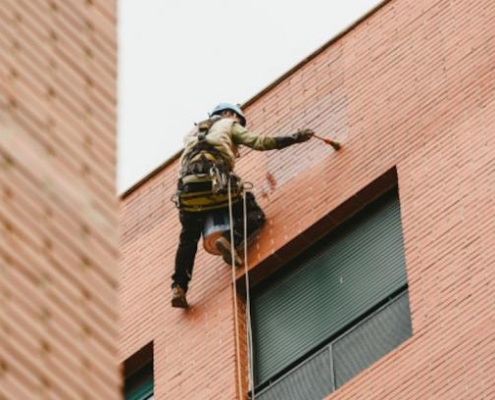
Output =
[
  {"x1": 228, "y1": 177, "x2": 256, "y2": 399},
  {"x1": 228, "y1": 178, "x2": 243, "y2": 399},
  {"x1": 242, "y1": 189, "x2": 256, "y2": 399}
]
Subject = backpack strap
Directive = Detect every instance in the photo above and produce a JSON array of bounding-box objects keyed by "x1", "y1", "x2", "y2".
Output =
[{"x1": 180, "y1": 116, "x2": 227, "y2": 177}]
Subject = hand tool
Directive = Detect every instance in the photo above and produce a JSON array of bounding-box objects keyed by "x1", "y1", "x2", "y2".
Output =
[{"x1": 313, "y1": 134, "x2": 341, "y2": 151}]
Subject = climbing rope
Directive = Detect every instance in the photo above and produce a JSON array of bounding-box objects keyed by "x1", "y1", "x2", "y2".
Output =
[
  {"x1": 227, "y1": 177, "x2": 256, "y2": 400},
  {"x1": 242, "y1": 189, "x2": 256, "y2": 400},
  {"x1": 228, "y1": 177, "x2": 243, "y2": 399}
]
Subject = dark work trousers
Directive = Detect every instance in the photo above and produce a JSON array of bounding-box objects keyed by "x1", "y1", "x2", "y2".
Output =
[{"x1": 172, "y1": 192, "x2": 265, "y2": 292}]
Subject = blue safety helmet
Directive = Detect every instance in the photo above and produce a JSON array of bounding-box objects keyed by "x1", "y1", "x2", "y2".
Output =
[{"x1": 209, "y1": 103, "x2": 247, "y2": 127}]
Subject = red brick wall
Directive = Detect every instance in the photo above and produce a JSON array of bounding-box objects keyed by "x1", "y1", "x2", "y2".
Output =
[
  {"x1": 0, "y1": 1, "x2": 119, "y2": 399},
  {"x1": 120, "y1": 0, "x2": 495, "y2": 398}
]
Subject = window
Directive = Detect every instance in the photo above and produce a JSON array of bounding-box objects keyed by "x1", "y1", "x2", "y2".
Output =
[
  {"x1": 124, "y1": 343, "x2": 154, "y2": 400},
  {"x1": 251, "y1": 186, "x2": 412, "y2": 399}
]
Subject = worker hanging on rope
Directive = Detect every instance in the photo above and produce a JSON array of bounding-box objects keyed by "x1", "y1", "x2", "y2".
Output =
[{"x1": 170, "y1": 103, "x2": 314, "y2": 308}]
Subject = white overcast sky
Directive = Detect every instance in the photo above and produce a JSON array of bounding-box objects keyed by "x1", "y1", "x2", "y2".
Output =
[{"x1": 117, "y1": 0, "x2": 383, "y2": 193}]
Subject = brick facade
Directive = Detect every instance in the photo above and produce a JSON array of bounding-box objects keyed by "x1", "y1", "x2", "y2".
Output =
[
  {"x1": 120, "y1": 0, "x2": 495, "y2": 398},
  {"x1": 0, "y1": 1, "x2": 119, "y2": 399}
]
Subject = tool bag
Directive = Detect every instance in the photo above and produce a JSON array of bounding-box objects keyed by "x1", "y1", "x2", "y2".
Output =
[{"x1": 176, "y1": 170, "x2": 242, "y2": 212}]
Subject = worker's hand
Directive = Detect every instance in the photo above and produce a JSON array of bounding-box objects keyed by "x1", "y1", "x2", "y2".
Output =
[
  {"x1": 275, "y1": 129, "x2": 315, "y2": 149},
  {"x1": 295, "y1": 128, "x2": 315, "y2": 142}
]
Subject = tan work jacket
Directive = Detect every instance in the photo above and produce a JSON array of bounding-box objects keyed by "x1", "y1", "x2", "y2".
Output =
[{"x1": 180, "y1": 117, "x2": 278, "y2": 171}]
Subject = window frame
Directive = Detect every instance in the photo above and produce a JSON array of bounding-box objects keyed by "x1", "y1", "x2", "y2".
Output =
[
  {"x1": 247, "y1": 169, "x2": 412, "y2": 397},
  {"x1": 123, "y1": 342, "x2": 154, "y2": 400}
]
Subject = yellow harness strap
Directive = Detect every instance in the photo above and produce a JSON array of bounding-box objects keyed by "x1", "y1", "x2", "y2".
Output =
[{"x1": 177, "y1": 173, "x2": 241, "y2": 212}]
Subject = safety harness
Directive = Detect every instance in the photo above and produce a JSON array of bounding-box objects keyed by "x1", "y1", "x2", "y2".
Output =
[{"x1": 173, "y1": 118, "x2": 242, "y2": 212}]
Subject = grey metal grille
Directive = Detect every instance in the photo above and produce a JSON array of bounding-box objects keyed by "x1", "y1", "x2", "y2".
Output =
[
  {"x1": 255, "y1": 291, "x2": 411, "y2": 400},
  {"x1": 333, "y1": 291, "x2": 412, "y2": 388},
  {"x1": 252, "y1": 190, "x2": 407, "y2": 386},
  {"x1": 256, "y1": 347, "x2": 334, "y2": 400}
]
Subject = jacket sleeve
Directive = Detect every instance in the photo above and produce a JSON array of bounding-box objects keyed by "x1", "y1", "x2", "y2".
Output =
[{"x1": 231, "y1": 123, "x2": 278, "y2": 150}]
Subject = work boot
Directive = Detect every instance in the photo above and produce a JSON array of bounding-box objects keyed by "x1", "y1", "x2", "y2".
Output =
[
  {"x1": 171, "y1": 285, "x2": 188, "y2": 309},
  {"x1": 215, "y1": 236, "x2": 243, "y2": 267}
]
